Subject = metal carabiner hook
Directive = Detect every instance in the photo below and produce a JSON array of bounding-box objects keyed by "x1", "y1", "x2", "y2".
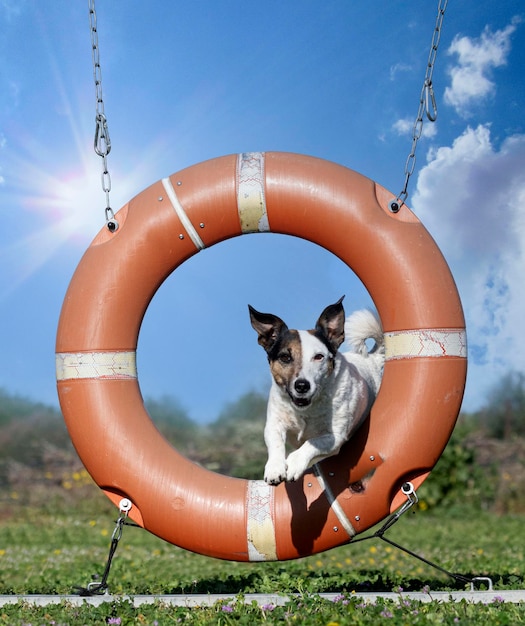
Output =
[
  {"x1": 425, "y1": 80, "x2": 438, "y2": 122},
  {"x1": 94, "y1": 113, "x2": 112, "y2": 157}
]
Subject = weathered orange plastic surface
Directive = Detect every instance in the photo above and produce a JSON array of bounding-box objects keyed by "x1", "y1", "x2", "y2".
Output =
[{"x1": 56, "y1": 152, "x2": 466, "y2": 561}]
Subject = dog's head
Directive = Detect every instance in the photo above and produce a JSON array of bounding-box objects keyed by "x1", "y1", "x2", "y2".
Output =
[{"x1": 249, "y1": 297, "x2": 345, "y2": 408}]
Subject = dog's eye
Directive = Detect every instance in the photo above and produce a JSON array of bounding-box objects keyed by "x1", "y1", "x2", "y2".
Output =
[
  {"x1": 278, "y1": 352, "x2": 292, "y2": 364},
  {"x1": 313, "y1": 353, "x2": 325, "y2": 362}
]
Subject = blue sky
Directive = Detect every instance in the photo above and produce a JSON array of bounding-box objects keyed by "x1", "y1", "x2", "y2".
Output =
[{"x1": 0, "y1": 1, "x2": 524, "y2": 423}]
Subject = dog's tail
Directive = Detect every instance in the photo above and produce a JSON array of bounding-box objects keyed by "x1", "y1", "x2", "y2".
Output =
[{"x1": 344, "y1": 309, "x2": 384, "y2": 357}]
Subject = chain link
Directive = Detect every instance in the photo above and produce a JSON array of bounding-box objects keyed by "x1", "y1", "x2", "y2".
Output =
[
  {"x1": 391, "y1": 0, "x2": 448, "y2": 212},
  {"x1": 88, "y1": 0, "x2": 118, "y2": 232}
]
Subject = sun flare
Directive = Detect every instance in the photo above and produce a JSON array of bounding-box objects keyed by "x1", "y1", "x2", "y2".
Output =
[{"x1": 0, "y1": 134, "x2": 144, "y2": 300}]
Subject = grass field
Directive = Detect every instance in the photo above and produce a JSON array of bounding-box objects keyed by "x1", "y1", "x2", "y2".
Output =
[{"x1": 1, "y1": 482, "x2": 524, "y2": 624}]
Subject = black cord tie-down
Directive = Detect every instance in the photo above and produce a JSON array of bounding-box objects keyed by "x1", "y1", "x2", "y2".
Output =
[{"x1": 350, "y1": 482, "x2": 493, "y2": 591}]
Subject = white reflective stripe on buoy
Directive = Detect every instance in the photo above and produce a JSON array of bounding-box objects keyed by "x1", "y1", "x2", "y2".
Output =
[
  {"x1": 384, "y1": 329, "x2": 467, "y2": 361},
  {"x1": 237, "y1": 152, "x2": 269, "y2": 233},
  {"x1": 56, "y1": 351, "x2": 137, "y2": 380},
  {"x1": 246, "y1": 480, "x2": 277, "y2": 561},
  {"x1": 162, "y1": 177, "x2": 206, "y2": 250},
  {"x1": 314, "y1": 465, "x2": 356, "y2": 539}
]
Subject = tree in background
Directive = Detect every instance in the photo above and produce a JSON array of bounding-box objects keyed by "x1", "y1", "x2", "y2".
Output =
[
  {"x1": 476, "y1": 371, "x2": 525, "y2": 439},
  {"x1": 202, "y1": 390, "x2": 267, "y2": 479}
]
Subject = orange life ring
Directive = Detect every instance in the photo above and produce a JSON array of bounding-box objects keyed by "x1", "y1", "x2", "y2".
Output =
[{"x1": 56, "y1": 152, "x2": 466, "y2": 561}]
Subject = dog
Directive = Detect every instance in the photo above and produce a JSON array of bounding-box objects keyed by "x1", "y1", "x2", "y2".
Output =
[{"x1": 249, "y1": 296, "x2": 384, "y2": 485}]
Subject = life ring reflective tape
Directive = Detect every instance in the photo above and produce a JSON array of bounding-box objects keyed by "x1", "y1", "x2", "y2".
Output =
[
  {"x1": 56, "y1": 351, "x2": 137, "y2": 380},
  {"x1": 56, "y1": 152, "x2": 466, "y2": 561},
  {"x1": 384, "y1": 329, "x2": 467, "y2": 360}
]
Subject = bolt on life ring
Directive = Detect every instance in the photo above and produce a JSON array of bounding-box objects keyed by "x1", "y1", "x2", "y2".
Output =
[{"x1": 56, "y1": 152, "x2": 466, "y2": 561}]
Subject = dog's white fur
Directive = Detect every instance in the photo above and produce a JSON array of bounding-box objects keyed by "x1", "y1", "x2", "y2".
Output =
[{"x1": 249, "y1": 297, "x2": 384, "y2": 485}]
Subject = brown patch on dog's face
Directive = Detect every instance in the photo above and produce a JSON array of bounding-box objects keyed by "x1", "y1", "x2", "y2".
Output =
[{"x1": 268, "y1": 330, "x2": 303, "y2": 390}]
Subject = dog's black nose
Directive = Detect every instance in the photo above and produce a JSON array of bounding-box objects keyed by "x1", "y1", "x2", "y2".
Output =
[{"x1": 294, "y1": 379, "x2": 310, "y2": 394}]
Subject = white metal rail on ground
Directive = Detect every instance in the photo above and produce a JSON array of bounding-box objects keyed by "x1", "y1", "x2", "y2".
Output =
[{"x1": 0, "y1": 591, "x2": 524, "y2": 607}]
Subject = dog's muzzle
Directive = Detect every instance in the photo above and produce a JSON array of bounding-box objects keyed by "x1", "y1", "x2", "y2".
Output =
[{"x1": 291, "y1": 378, "x2": 312, "y2": 407}]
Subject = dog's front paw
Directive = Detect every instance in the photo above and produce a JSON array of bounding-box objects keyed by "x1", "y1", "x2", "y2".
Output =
[
  {"x1": 284, "y1": 450, "x2": 308, "y2": 482},
  {"x1": 264, "y1": 459, "x2": 287, "y2": 485}
]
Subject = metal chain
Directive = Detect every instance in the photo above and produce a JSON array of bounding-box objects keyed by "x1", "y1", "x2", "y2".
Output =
[
  {"x1": 88, "y1": 0, "x2": 118, "y2": 232},
  {"x1": 390, "y1": 0, "x2": 448, "y2": 212}
]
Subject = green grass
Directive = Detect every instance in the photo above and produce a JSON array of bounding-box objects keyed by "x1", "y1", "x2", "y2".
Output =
[
  {"x1": 1, "y1": 595, "x2": 524, "y2": 626},
  {"x1": 1, "y1": 483, "x2": 524, "y2": 624}
]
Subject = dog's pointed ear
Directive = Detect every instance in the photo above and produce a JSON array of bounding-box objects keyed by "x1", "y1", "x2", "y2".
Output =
[
  {"x1": 315, "y1": 296, "x2": 345, "y2": 353},
  {"x1": 249, "y1": 305, "x2": 288, "y2": 353}
]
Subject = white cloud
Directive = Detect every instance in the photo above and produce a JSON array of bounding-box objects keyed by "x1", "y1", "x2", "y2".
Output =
[
  {"x1": 392, "y1": 117, "x2": 437, "y2": 139},
  {"x1": 412, "y1": 124, "x2": 525, "y2": 409},
  {"x1": 389, "y1": 62, "x2": 412, "y2": 81},
  {"x1": 444, "y1": 18, "x2": 521, "y2": 115}
]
